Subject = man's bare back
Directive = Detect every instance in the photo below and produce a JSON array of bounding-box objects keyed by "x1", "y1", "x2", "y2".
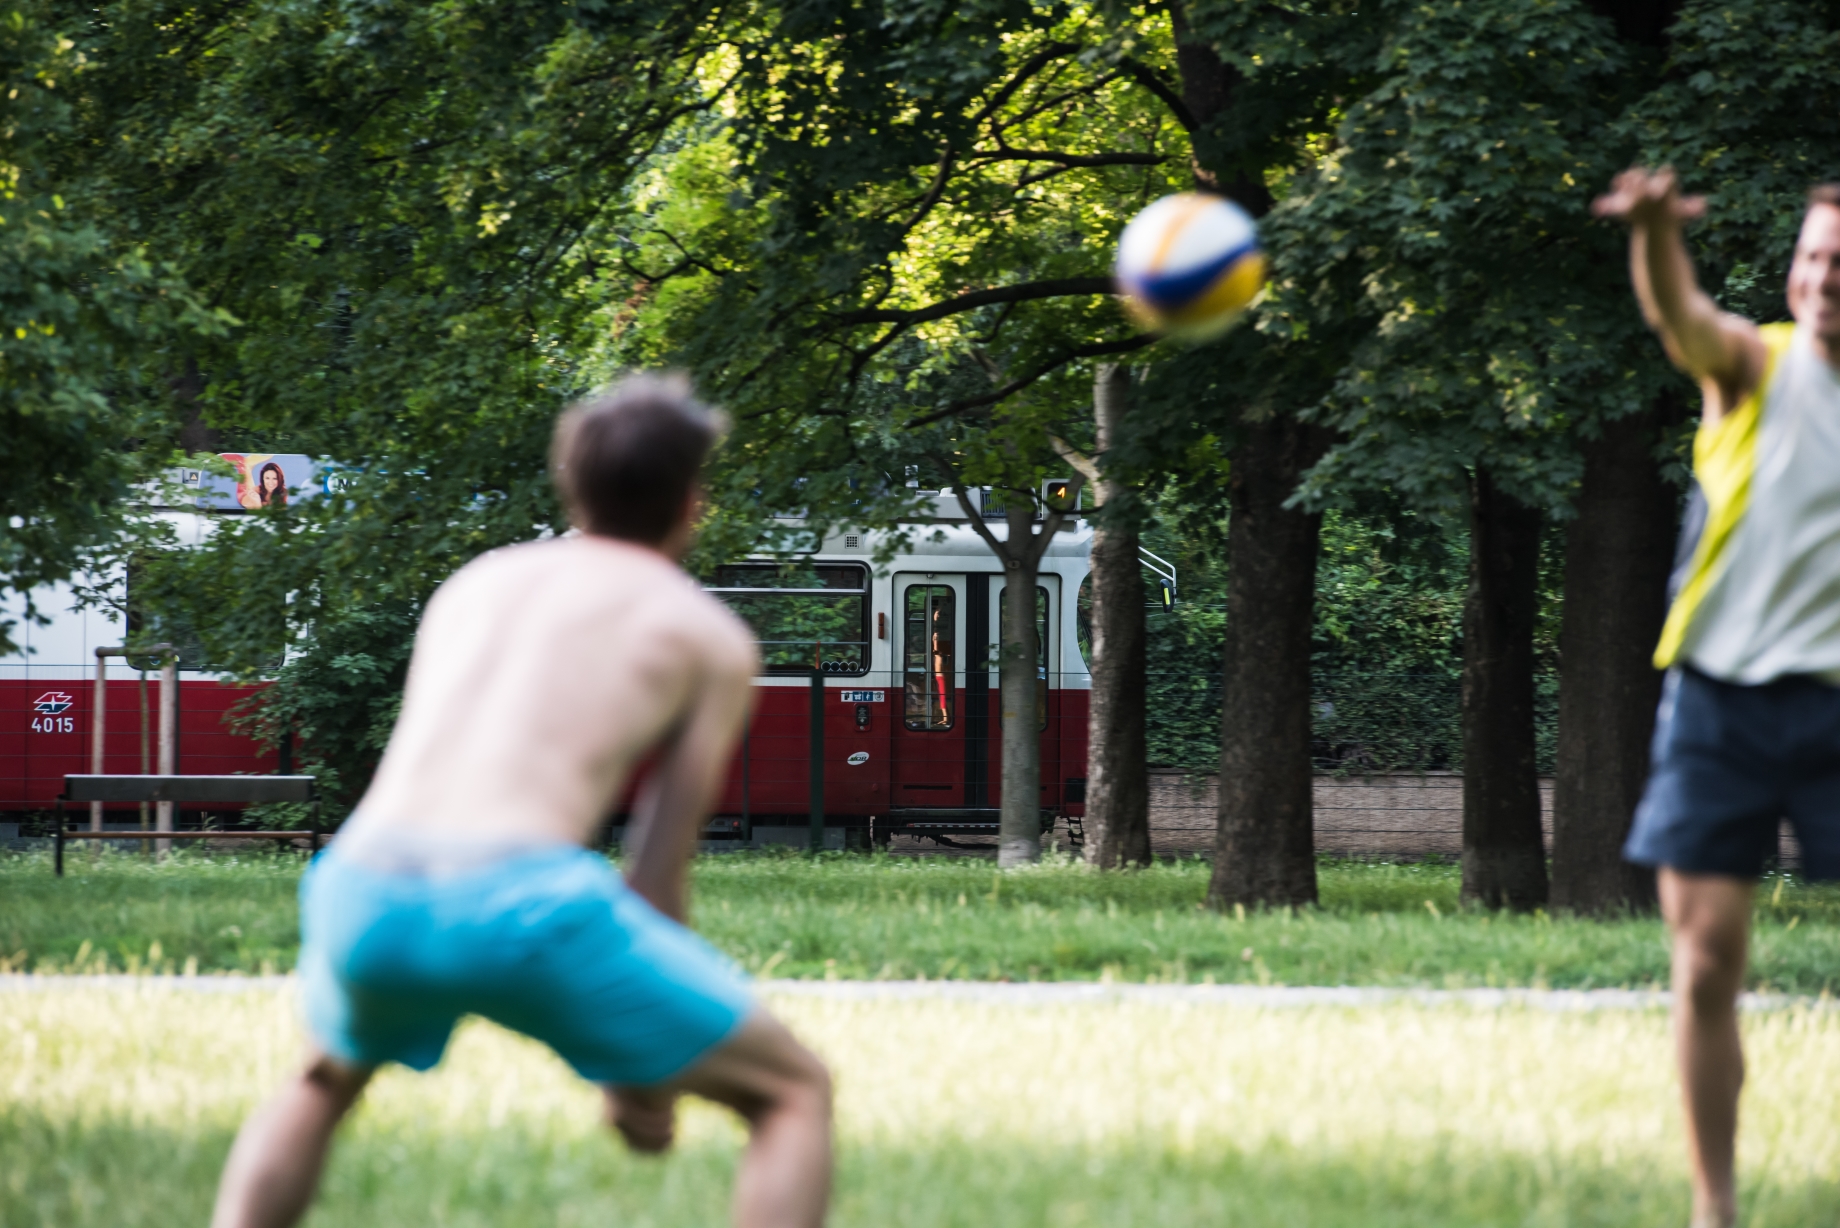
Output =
[
  {"x1": 348, "y1": 534, "x2": 757, "y2": 854},
  {"x1": 212, "y1": 377, "x2": 831, "y2": 1228}
]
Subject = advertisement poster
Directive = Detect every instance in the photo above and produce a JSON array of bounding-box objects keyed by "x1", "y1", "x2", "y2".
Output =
[{"x1": 180, "y1": 454, "x2": 322, "y2": 511}]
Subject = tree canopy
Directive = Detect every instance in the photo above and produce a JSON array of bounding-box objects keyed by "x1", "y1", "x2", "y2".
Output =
[{"x1": 10, "y1": 0, "x2": 1840, "y2": 825}]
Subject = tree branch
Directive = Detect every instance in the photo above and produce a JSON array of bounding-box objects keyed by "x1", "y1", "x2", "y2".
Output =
[
  {"x1": 973, "y1": 41, "x2": 1082, "y2": 124},
  {"x1": 1048, "y1": 435, "x2": 1100, "y2": 486},
  {"x1": 896, "y1": 143, "x2": 955, "y2": 240},
  {"x1": 947, "y1": 475, "x2": 1016, "y2": 564},
  {"x1": 998, "y1": 69, "x2": 1126, "y2": 131},
  {"x1": 1116, "y1": 57, "x2": 1197, "y2": 132},
  {"x1": 831, "y1": 277, "x2": 1115, "y2": 327},
  {"x1": 904, "y1": 334, "x2": 1159, "y2": 429},
  {"x1": 971, "y1": 148, "x2": 1165, "y2": 170}
]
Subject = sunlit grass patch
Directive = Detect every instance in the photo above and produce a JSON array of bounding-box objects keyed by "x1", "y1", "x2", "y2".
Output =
[
  {"x1": 4, "y1": 983, "x2": 1839, "y2": 1226},
  {"x1": 5, "y1": 849, "x2": 1839, "y2": 990}
]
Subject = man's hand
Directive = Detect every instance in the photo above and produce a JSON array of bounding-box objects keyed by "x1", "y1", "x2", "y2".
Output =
[
  {"x1": 1593, "y1": 165, "x2": 1762, "y2": 421},
  {"x1": 1593, "y1": 165, "x2": 1706, "y2": 228},
  {"x1": 608, "y1": 1087, "x2": 678, "y2": 1154}
]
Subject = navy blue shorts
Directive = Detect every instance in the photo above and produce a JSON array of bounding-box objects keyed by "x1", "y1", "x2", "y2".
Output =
[{"x1": 1625, "y1": 666, "x2": 1840, "y2": 880}]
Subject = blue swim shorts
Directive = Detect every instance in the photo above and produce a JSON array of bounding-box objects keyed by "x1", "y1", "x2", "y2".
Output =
[
  {"x1": 1625, "y1": 666, "x2": 1840, "y2": 881},
  {"x1": 298, "y1": 844, "x2": 753, "y2": 1085}
]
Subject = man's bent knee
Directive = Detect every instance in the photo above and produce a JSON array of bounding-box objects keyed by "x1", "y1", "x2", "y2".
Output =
[
  {"x1": 670, "y1": 1009, "x2": 832, "y2": 1125},
  {"x1": 607, "y1": 1087, "x2": 677, "y2": 1154},
  {"x1": 782, "y1": 1049, "x2": 832, "y2": 1116},
  {"x1": 302, "y1": 1054, "x2": 372, "y2": 1109}
]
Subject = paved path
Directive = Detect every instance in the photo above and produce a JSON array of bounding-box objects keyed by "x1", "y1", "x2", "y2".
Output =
[{"x1": 1, "y1": 974, "x2": 1832, "y2": 1012}]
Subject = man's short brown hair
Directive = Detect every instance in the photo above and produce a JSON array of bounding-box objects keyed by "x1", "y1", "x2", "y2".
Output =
[
  {"x1": 1808, "y1": 184, "x2": 1840, "y2": 210},
  {"x1": 552, "y1": 373, "x2": 723, "y2": 544}
]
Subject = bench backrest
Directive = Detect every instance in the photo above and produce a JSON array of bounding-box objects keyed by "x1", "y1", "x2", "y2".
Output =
[{"x1": 62, "y1": 775, "x2": 318, "y2": 804}]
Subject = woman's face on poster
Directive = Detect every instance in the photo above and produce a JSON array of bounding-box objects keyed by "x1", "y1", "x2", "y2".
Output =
[{"x1": 262, "y1": 467, "x2": 282, "y2": 493}]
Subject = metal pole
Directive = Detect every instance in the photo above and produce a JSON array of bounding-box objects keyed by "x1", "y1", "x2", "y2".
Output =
[
  {"x1": 741, "y1": 720, "x2": 752, "y2": 847},
  {"x1": 55, "y1": 798, "x2": 64, "y2": 877},
  {"x1": 90, "y1": 650, "x2": 107, "y2": 833},
  {"x1": 157, "y1": 648, "x2": 177, "y2": 857},
  {"x1": 808, "y1": 667, "x2": 824, "y2": 852},
  {"x1": 138, "y1": 669, "x2": 151, "y2": 833}
]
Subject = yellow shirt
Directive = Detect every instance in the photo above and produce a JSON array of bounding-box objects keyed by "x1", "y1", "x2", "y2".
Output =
[{"x1": 1656, "y1": 323, "x2": 1840, "y2": 682}]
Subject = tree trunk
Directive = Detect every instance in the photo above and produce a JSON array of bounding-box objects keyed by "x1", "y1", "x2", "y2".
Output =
[
  {"x1": 1169, "y1": 2, "x2": 1273, "y2": 212},
  {"x1": 1461, "y1": 469, "x2": 1549, "y2": 909},
  {"x1": 951, "y1": 471, "x2": 1080, "y2": 869},
  {"x1": 998, "y1": 507, "x2": 1044, "y2": 867},
  {"x1": 1584, "y1": 0, "x2": 1685, "y2": 51},
  {"x1": 1170, "y1": 2, "x2": 1323, "y2": 908},
  {"x1": 1085, "y1": 365, "x2": 1151, "y2": 868},
  {"x1": 1552, "y1": 401, "x2": 1681, "y2": 913},
  {"x1": 1208, "y1": 418, "x2": 1325, "y2": 909},
  {"x1": 173, "y1": 361, "x2": 221, "y2": 454}
]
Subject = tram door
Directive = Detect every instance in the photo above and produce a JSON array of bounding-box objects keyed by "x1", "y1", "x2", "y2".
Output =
[
  {"x1": 891, "y1": 575, "x2": 968, "y2": 808},
  {"x1": 984, "y1": 575, "x2": 1061, "y2": 810}
]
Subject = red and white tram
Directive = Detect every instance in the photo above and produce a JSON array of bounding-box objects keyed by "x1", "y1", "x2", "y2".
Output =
[
  {"x1": 1, "y1": 474, "x2": 1163, "y2": 846},
  {"x1": 697, "y1": 504, "x2": 1097, "y2": 849}
]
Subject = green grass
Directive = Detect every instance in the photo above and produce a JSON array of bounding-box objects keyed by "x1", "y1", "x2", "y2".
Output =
[
  {"x1": 6, "y1": 983, "x2": 1840, "y2": 1226},
  {"x1": 5, "y1": 848, "x2": 1840, "y2": 991}
]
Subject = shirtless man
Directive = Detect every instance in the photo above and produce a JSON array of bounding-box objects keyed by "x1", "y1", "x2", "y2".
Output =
[
  {"x1": 1595, "y1": 171, "x2": 1840, "y2": 1227},
  {"x1": 211, "y1": 374, "x2": 832, "y2": 1228}
]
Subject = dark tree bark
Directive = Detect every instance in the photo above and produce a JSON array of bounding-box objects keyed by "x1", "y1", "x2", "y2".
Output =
[
  {"x1": 1461, "y1": 469, "x2": 1549, "y2": 909},
  {"x1": 1543, "y1": 0, "x2": 1686, "y2": 917},
  {"x1": 1081, "y1": 365, "x2": 1150, "y2": 868},
  {"x1": 1167, "y1": 1, "x2": 1325, "y2": 907},
  {"x1": 1208, "y1": 417, "x2": 1326, "y2": 909},
  {"x1": 951, "y1": 478, "x2": 1083, "y2": 868},
  {"x1": 996, "y1": 545, "x2": 1045, "y2": 866},
  {"x1": 1169, "y1": 4, "x2": 1272, "y2": 213},
  {"x1": 1584, "y1": 0, "x2": 1685, "y2": 50},
  {"x1": 1552, "y1": 400, "x2": 1683, "y2": 913},
  {"x1": 173, "y1": 362, "x2": 221, "y2": 454}
]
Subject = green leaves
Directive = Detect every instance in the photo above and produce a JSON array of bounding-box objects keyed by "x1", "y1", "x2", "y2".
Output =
[
  {"x1": 0, "y1": 1, "x2": 228, "y2": 652},
  {"x1": 57, "y1": 0, "x2": 731, "y2": 664},
  {"x1": 1234, "y1": 0, "x2": 1660, "y2": 513},
  {"x1": 1617, "y1": 0, "x2": 1840, "y2": 322},
  {"x1": 607, "y1": 3, "x2": 1196, "y2": 540}
]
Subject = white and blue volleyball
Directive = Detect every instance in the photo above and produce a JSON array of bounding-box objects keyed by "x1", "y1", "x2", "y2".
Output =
[{"x1": 1114, "y1": 193, "x2": 1266, "y2": 339}]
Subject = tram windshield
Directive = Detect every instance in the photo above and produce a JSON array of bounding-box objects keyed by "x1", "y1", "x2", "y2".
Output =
[{"x1": 705, "y1": 563, "x2": 869, "y2": 675}]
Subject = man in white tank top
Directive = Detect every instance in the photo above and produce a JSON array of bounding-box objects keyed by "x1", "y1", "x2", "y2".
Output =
[
  {"x1": 1595, "y1": 172, "x2": 1840, "y2": 1228},
  {"x1": 211, "y1": 375, "x2": 832, "y2": 1228}
]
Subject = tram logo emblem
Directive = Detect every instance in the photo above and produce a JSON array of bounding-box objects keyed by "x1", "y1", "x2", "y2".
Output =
[
  {"x1": 847, "y1": 752, "x2": 871, "y2": 766},
  {"x1": 33, "y1": 692, "x2": 74, "y2": 715}
]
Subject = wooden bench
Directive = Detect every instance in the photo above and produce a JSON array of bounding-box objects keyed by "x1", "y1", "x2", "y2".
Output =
[{"x1": 56, "y1": 775, "x2": 320, "y2": 876}]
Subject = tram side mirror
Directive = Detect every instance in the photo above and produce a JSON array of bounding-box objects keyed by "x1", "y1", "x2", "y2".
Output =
[{"x1": 855, "y1": 703, "x2": 872, "y2": 732}]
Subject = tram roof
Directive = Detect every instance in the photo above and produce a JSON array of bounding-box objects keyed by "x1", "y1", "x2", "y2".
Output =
[{"x1": 755, "y1": 516, "x2": 1093, "y2": 565}]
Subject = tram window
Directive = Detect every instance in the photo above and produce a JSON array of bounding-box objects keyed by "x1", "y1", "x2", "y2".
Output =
[
  {"x1": 903, "y1": 585, "x2": 955, "y2": 731},
  {"x1": 125, "y1": 558, "x2": 269, "y2": 674},
  {"x1": 706, "y1": 562, "x2": 869, "y2": 675},
  {"x1": 998, "y1": 585, "x2": 1050, "y2": 730}
]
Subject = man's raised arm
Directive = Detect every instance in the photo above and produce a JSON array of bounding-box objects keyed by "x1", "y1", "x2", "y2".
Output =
[
  {"x1": 623, "y1": 639, "x2": 756, "y2": 923},
  {"x1": 1594, "y1": 166, "x2": 1766, "y2": 423}
]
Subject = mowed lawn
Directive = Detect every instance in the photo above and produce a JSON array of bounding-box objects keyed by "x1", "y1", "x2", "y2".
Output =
[
  {"x1": 5, "y1": 982, "x2": 1840, "y2": 1227},
  {"x1": 4, "y1": 850, "x2": 1840, "y2": 990}
]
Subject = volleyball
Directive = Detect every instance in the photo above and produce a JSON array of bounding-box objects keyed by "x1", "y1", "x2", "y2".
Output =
[{"x1": 1114, "y1": 193, "x2": 1267, "y2": 339}]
